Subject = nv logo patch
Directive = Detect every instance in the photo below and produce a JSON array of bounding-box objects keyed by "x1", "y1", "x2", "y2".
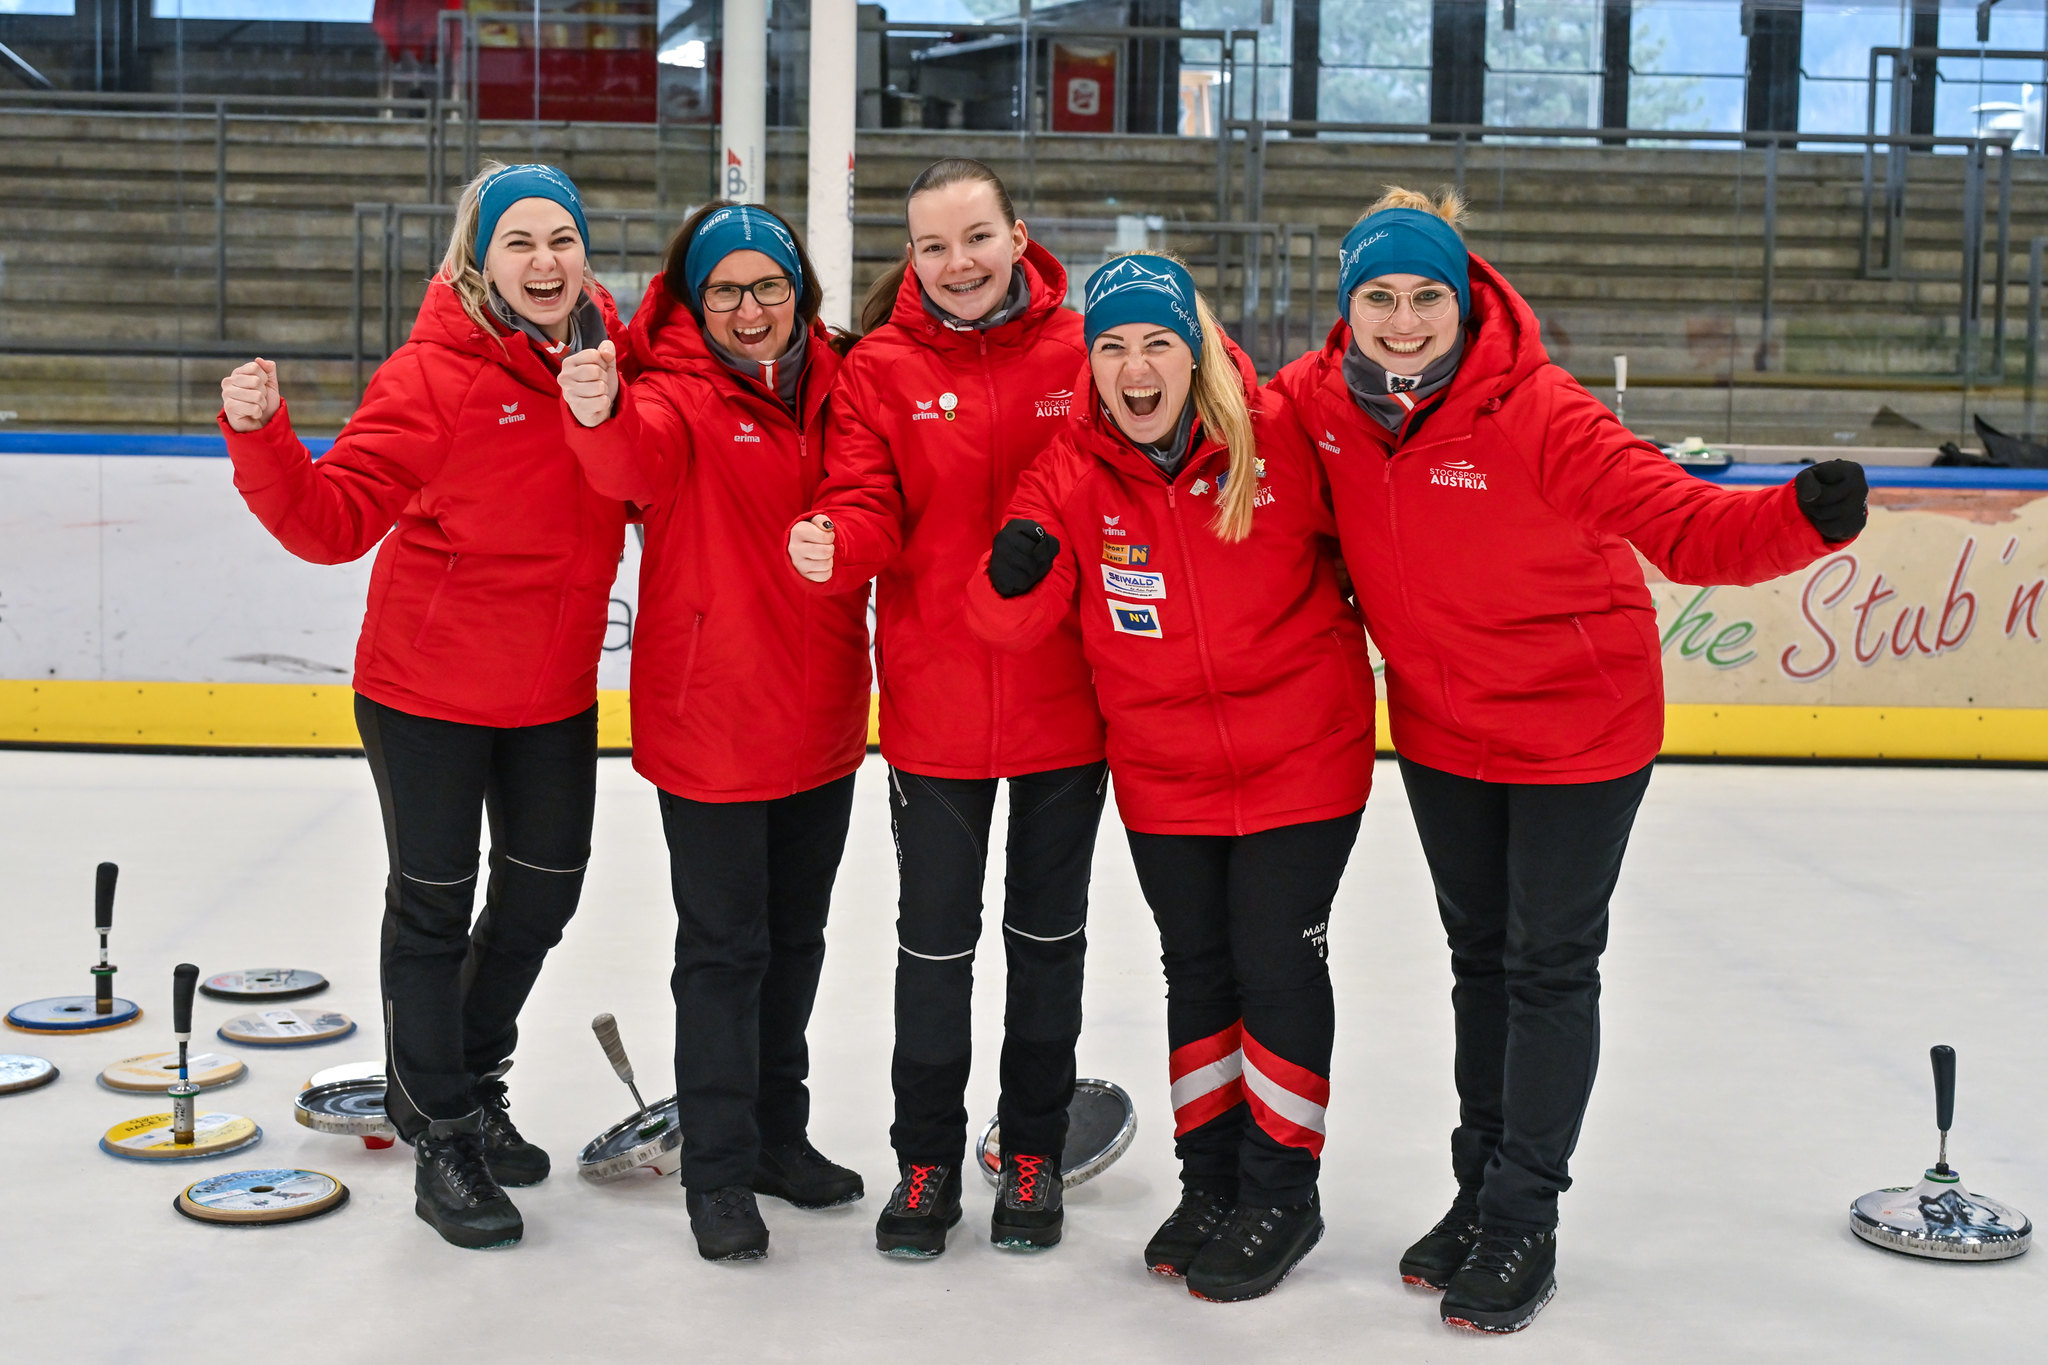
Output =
[{"x1": 1107, "y1": 600, "x2": 1163, "y2": 638}]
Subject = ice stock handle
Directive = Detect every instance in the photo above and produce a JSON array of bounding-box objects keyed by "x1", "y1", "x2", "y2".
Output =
[
  {"x1": 1931, "y1": 1045, "x2": 1956, "y2": 1133},
  {"x1": 173, "y1": 964, "x2": 199, "y2": 1036}
]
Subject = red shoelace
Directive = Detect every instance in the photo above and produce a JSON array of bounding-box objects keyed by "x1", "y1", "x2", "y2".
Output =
[
  {"x1": 1013, "y1": 1154, "x2": 1047, "y2": 1204},
  {"x1": 904, "y1": 1163, "x2": 936, "y2": 1210}
]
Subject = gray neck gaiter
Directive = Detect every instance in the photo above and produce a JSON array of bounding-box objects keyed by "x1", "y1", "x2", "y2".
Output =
[{"x1": 1343, "y1": 331, "x2": 1465, "y2": 431}]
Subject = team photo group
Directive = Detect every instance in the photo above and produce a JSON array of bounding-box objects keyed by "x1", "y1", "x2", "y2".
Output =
[{"x1": 216, "y1": 153, "x2": 1867, "y2": 1335}]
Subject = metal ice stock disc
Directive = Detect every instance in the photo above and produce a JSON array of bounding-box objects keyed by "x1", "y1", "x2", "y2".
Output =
[
  {"x1": 0, "y1": 1054, "x2": 59, "y2": 1095},
  {"x1": 296, "y1": 1078, "x2": 396, "y2": 1149},
  {"x1": 1851, "y1": 1171, "x2": 2032, "y2": 1261},
  {"x1": 217, "y1": 1009, "x2": 356, "y2": 1047},
  {"x1": 101, "y1": 1111, "x2": 262, "y2": 1162},
  {"x1": 200, "y1": 969, "x2": 329, "y2": 1003},
  {"x1": 7, "y1": 995, "x2": 142, "y2": 1033},
  {"x1": 977, "y1": 1078, "x2": 1137, "y2": 1188},
  {"x1": 174, "y1": 1168, "x2": 348, "y2": 1225},
  {"x1": 98, "y1": 1051, "x2": 246, "y2": 1094},
  {"x1": 578, "y1": 1097, "x2": 683, "y2": 1182}
]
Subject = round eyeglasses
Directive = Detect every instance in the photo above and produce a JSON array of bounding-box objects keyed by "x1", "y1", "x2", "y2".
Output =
[
  {"x1": 702, "y1": 276, "x2": 794, "y2": 312},
  {"x1": 1350, "y1": 283, "x2": 1457, "y2": 325}
]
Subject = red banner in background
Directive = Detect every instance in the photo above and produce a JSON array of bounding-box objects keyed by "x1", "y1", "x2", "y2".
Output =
[{"x1": 1050, "y1": 42, "x2": 1118, "y2": 133}]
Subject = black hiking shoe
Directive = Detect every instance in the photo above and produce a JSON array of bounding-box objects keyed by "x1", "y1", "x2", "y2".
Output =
[
  {"x1": 414, "y1": 1111, "x2": 523, "y2": 1250},
  {"x1": 753, "y1": 1137, "x2": 864, "y2": 1209},
  {"x1": 1440, "y1": 1226, "x2": 1558, "y2": 1334},
  {"x1": 1185, "y1": 1194, "x2": 1324, "y2": 1303},
  {"x1": 686, "y1": 1185, "x2": 771, "y2": 1262},
  {"x1": 1143, "y1": 1187, "x2": 1234, "y2": 1278},
  {"x1": 473, "y1": 1063, "x2": 549, "y2": 1187},
  {"x1": 874, "y1": 1162, "x2": 963, "y2": 1258},
  {"x1": 990, "y1": 1151, "x2": 1063, "y2": 1251},
  {"x1": 1400, "y1": 1193, "x2": 1481, "y2": 1290}
]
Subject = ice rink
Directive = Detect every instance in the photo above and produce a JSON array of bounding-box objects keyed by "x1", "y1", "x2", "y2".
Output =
[{"x1": 2, "y1": 749, "x2": 2041, "y2": 1363}]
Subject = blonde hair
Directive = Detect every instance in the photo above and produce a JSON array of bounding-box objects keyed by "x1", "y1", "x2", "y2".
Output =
[
  {"x1": 437, "y1": 160, "x2": 599, "y2": 345},
  {"x1": 1194, "y1": 291, "x2": 1260, "y2": 543},
  {"x1": 1356, "y1": 184, "x2": 1468, "y2": 231}
]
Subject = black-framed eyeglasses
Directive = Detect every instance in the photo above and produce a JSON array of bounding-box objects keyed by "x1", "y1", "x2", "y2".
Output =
[{"x1": 702, "y1": 276, "x2": 794, "y2": 312}]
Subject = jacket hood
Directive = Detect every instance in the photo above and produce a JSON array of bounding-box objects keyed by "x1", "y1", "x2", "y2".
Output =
[
  {"x1": 409, "y1": 273, "x2": 626, "y2": 392},
  {"x1": 1311, "y1": 250, "x2": 1548, "y2": 411},
  {"x1": 1070, "y1": 329, "x2": 1261, "y2": 485},
  {"x1": 624, "y1": 271, "x2": 838, "y2": 417},
  {"x1": 886, "y1": 238, "x2": 1073, "y2": 346}
]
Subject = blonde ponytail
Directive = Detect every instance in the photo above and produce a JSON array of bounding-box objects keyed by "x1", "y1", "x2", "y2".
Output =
[
  {"x1": 1357, "y1": 184, "x2": 1468, "y2": 231},
  {"x1": 1193, "y1": 292, "x2": 1260, "y2": 543}
]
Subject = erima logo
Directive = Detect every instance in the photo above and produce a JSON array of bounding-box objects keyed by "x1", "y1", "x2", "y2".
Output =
[
  {"x1": 1036, "y1": 389, "x2": 1073, "y2": 418},
  {"x1": 498, "y1": 402, "x2": 525, "y2": 426},
  {"x1": 1430, "y1": 459, "x2": 1486, "y2": 490},
  {"x1": 1317, "y1": 429, "x2": 1343, "y2": 455},
  {"x1": 911, "y1": 398, "x2": 940, "y2": 422},
  {"x1": 734, "y1": 421, "x2": 762, "y2": 444},
  {"x1": 1101, "y1": 514, "x2": 1126, "y2": 537}
]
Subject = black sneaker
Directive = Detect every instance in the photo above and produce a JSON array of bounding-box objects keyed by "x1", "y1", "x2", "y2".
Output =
[
  {"x1": 1143, "y1": 1187, "x2": 1234, "y2": 1278},
  {"x1": 686, "y1": 1185, "x2": 771, "y2": 1262},
  {"x1": 754, "y1": 1137, "x2": 864, "y2": 1209},
  {"x1": 473, "y1": 1064, "x2": 549, "y2": 1188},
  {"x1": 414, "y1": 1111, "x2": 523, "y2": 1250},
  {"x1": 1399, "y1": 1193, "x2": 1481, "y2": 1290},
  {"x1": 1440, "y1": 1227, "x2": 1557, "y2": 1334},
  {"x1": 1185, "y1": 1195, "x2": 1324, "y2": 1303},
  {"x1": 990, "y1": 1151, "x2": 1063, "y2": 1251},
  {"x1": 874, "y1": 1162, "x2": 963, "y2": 1258}
]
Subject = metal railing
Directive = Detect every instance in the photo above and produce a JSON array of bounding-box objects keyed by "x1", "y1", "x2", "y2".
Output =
[{"x1": 1221, "y1": 118, "x2": 2020, "y2": 381}]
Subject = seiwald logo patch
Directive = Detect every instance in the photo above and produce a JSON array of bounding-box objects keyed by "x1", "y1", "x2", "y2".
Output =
[
  {"x1": 1107, "y1": 600, "x2": 1163, "y2": 638},
  {"x1": 1101, "y1": 565, "x2": 1166, "y2": 600},
  {"x1": 1101, "y1": 542, "x2": 1152, "y2": 566}
]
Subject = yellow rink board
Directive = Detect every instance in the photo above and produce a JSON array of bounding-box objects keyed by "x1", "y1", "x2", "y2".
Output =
[{"x1": 2, "y1": 681, "x2": 2044, "y2": 763}]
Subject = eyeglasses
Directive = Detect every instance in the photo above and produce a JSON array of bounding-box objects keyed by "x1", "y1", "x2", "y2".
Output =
[
  {"x1": 1350, "y1": 283, "x2": 1456, "y2": 325},
  {"x1": 702, "y1": 276, "x2": 794, "y2": 312}
]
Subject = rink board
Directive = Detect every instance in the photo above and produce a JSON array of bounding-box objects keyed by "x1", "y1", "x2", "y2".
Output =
[{"x1": 1, "y1": 436, "x2": 2043, "y2": 761}]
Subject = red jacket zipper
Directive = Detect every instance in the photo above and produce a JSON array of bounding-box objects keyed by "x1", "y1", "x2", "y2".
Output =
[
  {"x1": 1167, "y1": 482, "x2": 1246, "y2": 835},
  {"x1": 979, "y1": 331, "x2": 1004, "y2": 776}
]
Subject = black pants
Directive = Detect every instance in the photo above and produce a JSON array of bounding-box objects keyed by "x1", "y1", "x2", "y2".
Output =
[
  {"x1": 887, "y1": 761, "x2": 1108, "y2": 1167},
  {"x1": 356, "y1": 694, "x2": 596, "y2": 1140},
  {"x1": 1127, "y1": 811, "x2": 1362, "y2": 1207},
  {"x1": 658, "y1": 773, "x2": 857, "y2": 1191},
  {"x1": 1398, "y1": 755, "x2": 1653, "y2": 1233}
]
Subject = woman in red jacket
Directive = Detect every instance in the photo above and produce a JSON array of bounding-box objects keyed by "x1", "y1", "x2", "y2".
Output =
[
  {"x1": 965, "y1": 253, "x2": 1375, "y2": 1304},
  {"x1": 217, "y1": 162, "x2": 630, "y2": 1251},
  {"x1": 557, "y1": 202, "x2": 869, "y2": 1264},
  {"x1": 785, "y1": 158, "x2": 1108, "y2": 1258},
  {"x1": 1267, "y1": 189, "x2": 1867, "y2": 1333}
]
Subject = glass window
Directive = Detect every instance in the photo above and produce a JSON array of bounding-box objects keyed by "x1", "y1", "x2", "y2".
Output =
[
  {"x1": 1184, "y1": 0, "x2": 1293, "y2": 124},
  {"x1": 1318, "y1": 0, "x2": 1432, "y2": 126},
  {"x1": 0, "y1": 0, "x2": 76, "y2": 12},
  {"x1": 1485, "y1": 0, "x2": 1605, "y2": 130},
  {"x1": 149, "y1": 1, "x2": 374, "y2": 16},
  {"x1": 1630, "y1": 0, "x2": 1746, "y2": 134}
]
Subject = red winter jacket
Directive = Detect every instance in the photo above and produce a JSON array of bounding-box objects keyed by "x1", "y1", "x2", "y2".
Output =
[
  {"x1": 965, "y1": 342, "x2": 1374, "y2": 836},
  {"x1": 561, "y1": 278, "x2": 870, "y2": 802},
  {"x1": 798, "y1": 241, "x2": 1105, "y2": 780},
  {"x1": 221, "y1": 277, "x2": 631, "y2": 728},
  {"x1": 1267, "y1": 253, "x2": 1840, "y2": 784}
]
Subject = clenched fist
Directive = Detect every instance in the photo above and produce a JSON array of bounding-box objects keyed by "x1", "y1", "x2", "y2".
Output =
[
  {"x1": 560, "y1": 338, "x2": 619, "y2": 428},
  {"x1": 788, "y1": 515, "x2": 836, "y2": 583},
  {"x1": 220, "y1": 357, "x2": 280, "y2": 433}
]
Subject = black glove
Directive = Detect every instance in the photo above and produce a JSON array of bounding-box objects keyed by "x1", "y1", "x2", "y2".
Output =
[
  {"x1": 988, "y1": 518, "x2": 1061, "y2": 598},
  {"x1": 1795, "y1": 459, "x2": 1868, "y2": 542}
]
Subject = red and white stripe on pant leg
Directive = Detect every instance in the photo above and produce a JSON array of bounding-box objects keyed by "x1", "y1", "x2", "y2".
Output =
[
  {"x1": 1241, "y1": 1031, "x2": 1329, "y2": 1157},
  {"x1": 1168, "y1": 1022, "x2": 1244, "y2": 1135}
]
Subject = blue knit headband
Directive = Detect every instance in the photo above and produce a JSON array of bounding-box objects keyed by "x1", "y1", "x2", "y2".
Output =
[
  {"x1": 682, "y1": 205, "x2": 805, "y2": 304},
  {"x1": 1083, "y1": 254, "x2": 1203, "y2": 356},
  {"x1": 474, "y1": 164, "x2": 591, "y2": 260},
  {"x1": 1337, "y1": 208, "x2": 1471, "y2": 323}
]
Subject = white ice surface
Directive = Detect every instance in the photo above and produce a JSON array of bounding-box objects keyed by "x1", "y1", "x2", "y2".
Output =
[{"x1": 0, "y1": 751, "x2": 2041, "y2": 1363}]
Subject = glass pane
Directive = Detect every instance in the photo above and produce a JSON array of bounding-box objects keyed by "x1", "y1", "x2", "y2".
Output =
[
  {"x1": 1629, "y1": 0, "x2": 1746, "y2": 135},
  {"x1": 1486, "y1": 0, "x2": 1604, "y2": 130},
  {"x1": 1319, "y1": 0, "x2": 1432, "y2": 125}
]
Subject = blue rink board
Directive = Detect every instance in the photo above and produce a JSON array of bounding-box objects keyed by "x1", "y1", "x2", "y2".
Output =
[{"x1": 0, "y1": 432, "x2": 334, "y2": 458}]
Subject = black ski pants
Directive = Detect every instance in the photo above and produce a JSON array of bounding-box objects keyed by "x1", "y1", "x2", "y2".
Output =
[
  {"x1": 1397, "y1": 755, "x2": 1654, "y2": 1233},
  {"x1": 658, "y1": 773, "x2": 857, "y2": 1192},
  {"x1": 887, "y1": 761, "x2": 1108, "y2": 1168},
  {"x1": 1126, "y1": 810, "x2": 1362, "y2": 1208},
  {"x1": 357, "y1": 694, "x2": 596, "y2": 1140}
]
